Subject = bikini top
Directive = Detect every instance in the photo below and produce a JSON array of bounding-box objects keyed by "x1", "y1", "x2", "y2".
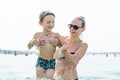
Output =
[{"x1": 70, "y1": 52, "x2": 75, "y2": 54}]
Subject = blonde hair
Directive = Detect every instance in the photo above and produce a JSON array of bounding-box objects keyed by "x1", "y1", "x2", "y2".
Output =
[
  {"x1": 76, "y1": 16, "x2": 85, "y2": 28},
  {"x1": 39, "y1": 10, "x2": 55, "y2": 22}
]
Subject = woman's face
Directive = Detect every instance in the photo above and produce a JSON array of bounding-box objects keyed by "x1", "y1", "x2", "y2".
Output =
[
  {"x1": 40, "y1": 15, "x2": 55, "y2": 32},
  {"x1": 69, "y1": 18, "x2": 84, "y2": 36}
]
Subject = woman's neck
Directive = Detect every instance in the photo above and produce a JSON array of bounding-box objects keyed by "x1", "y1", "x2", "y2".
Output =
[{"x1": 69, "y1": 36, "x2": 81, "y2": 43}]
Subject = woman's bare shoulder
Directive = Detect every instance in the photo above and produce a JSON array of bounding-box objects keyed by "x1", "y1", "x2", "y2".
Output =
[{"x1": 80, "y1": 41, "x2": 88, "y2": 48}]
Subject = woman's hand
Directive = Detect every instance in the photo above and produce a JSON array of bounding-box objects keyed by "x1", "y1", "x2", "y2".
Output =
[{"x1": 61, "y1": 44, "x2": 68, "y2": 52}]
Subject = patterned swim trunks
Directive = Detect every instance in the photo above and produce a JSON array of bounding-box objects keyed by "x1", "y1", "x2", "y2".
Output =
[{"x1": 36, "y1": 57, "x2": 56, "y2": 70}]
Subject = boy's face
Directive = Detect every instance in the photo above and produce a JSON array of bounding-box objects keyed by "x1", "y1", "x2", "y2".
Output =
[{"x1": 40, "y1": 15, "x2": 55, "y2": 32}]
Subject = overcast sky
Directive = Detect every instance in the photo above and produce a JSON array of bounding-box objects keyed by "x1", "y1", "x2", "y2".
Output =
[{"x1": 0, "y1": 0, "x2": 120, "y2": 52}]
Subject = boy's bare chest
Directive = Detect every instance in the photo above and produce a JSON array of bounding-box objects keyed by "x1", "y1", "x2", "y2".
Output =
[{"x1": 38, "y1": 34, "x2": 59, "y2": 46}]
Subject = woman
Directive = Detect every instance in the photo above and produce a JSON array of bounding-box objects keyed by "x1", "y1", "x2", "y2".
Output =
[
  {"x1": 54, "y1": 16, "x2": 88, "y2": 80},
  {"x1": 28, "y1": 10, "x2": 63, "y2": 80}
]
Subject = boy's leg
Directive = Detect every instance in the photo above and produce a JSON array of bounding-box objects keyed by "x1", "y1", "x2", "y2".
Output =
[
  {"x1": 36, "y1": 67, "x2": 45, "y2": 79},
  {"x1": 45, "y1": 69, "x2": 55, "y2": 79}
]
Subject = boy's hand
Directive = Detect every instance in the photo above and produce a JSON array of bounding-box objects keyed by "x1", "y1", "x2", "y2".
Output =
[
  {"x1": 28, "y1": 39, "x2": 39, "y2": 49},
  {"x1": 28, "y1": 41, "x2": 33, "y2": 49}
]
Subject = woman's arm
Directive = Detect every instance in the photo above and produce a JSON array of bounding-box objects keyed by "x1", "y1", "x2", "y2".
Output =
[
  {"x1": 62, "y1": 43, "x2": 88, "y2": 66},
  {"x1": 54, "y1": 44, "x2": 67, "y2": 59}
]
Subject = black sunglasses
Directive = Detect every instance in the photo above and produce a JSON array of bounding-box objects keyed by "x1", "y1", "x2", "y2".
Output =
[{"x1": 68, "y1": 24, "x2": 82, "y2": 30}]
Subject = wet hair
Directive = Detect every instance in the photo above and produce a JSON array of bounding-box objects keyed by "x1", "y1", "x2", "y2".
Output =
[
  {"x1": 76, "y1": 16, "x2": 85, "y2": 28},
  {"x1": 39, "y1": 10, "x2": 55, "y2": 22}
]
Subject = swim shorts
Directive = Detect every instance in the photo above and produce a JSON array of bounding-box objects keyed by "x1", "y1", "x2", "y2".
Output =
[{"x1": 36, "y1": 57, "x2": 56, "y2": 70}]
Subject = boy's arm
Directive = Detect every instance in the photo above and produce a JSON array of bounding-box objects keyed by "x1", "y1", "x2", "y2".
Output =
[
  {"x1": 28, "y1": 32, "x2": 40, "y2": 49},
  {"x1": 55, "y1": 33, "x2": 65, "y2": 47}
]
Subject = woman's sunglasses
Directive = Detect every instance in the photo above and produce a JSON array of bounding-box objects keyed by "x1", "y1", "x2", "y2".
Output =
[{"x1": 68, "y1": 24, "x2": 82, "y2": 30}]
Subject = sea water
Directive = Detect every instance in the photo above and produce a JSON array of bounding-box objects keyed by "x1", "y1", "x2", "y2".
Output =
[{"x1": 0, "y1": 54, "x2": 120, "y2": 80}]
